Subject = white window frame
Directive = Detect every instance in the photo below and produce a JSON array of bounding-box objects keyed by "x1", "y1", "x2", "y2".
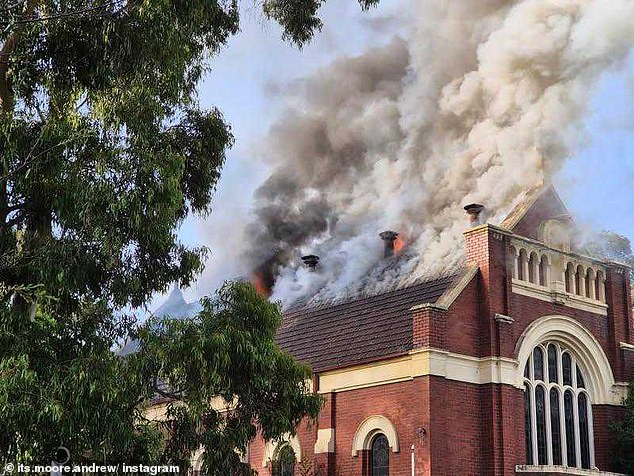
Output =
[{"x1": 523, "y1": 342, "x2": 595, "y2": 469}]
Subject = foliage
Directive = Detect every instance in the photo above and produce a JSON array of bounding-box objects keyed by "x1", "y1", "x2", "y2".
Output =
[
  {"x1": 134, "y1": 281, "x2": 322, "y2": 474},
  {"x1": 612, "y1": 381, "x2": 634, "y2": 475},
  {"x1": 0, "y1": 0, "x2": 341, "y2": 470},
  {"x1": 586, "y1": 230, "x2": 634, "y2": 280}
]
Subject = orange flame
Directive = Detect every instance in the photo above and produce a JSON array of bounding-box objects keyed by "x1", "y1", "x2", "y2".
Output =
[
  {"x1": 252, "y1": 272, "x2": 270, "y2": 297},
  {"x1": 394, "y1": 235, "x2": 406, "y2": 255}
]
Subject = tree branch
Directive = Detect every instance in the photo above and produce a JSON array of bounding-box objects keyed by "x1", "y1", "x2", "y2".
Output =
[
  {"x1": 0, "y1": 0, "x2": 125, "y2": 26},
  {"x1": 0, "y1": 0, "x2": 40, "y2": 115}
]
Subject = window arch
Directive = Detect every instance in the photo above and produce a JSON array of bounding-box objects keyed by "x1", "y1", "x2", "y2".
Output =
[
  {"x1": 351, "y1": 415, "x2": 399, "y2": 457},
  {"x1": 273, "y1": 444, "x2": 296, "y2": 476},
  {"x1": 541, "y1": 219, "x2": 571, "y2": 252},
  {"x1": 371, "y1": 434, "x2": 390, "y2": 476},
  {"x1": 262, "y1": 434, "x2": 302, "y2": 469},
  {"x1": 523, "y1": 342, "x2": 594, "y2": 469}
]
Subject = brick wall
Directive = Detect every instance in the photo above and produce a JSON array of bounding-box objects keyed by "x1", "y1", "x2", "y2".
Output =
[{"x1": 244, "y1": 222, "x2": 633, "y2": 476}]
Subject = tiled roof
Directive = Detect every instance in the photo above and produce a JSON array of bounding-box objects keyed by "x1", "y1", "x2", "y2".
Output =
[{"x1": 276, "y1": 275, "x2": 456, "y2": 373}]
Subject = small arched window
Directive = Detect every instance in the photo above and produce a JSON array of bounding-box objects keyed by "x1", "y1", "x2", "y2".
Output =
[
  {"x1": 273, "y1": 444, "x2": 296, "y2": 476},
  {"x1": 595, "y1": 271, "x2": 606, "y2": 303},
  {"x1": 539, "y1": 256, "x2": 548, "y2": 286},
  {"x1": 585, "y1": 269, "x2": 595, "y2": 299},
  {"x1": 565, "y1": 263, "x2": 574, "y2": 293},
  {"x1": 523, "y1": 342, "x2": 594, "y2": 469},
  {"x1": 529, "y1": 253, "x2": 538, "y2": 284},
  {"x1": 575, "y1": 265, "x2": 584, "y2": 296},
  {"x1": 518, "y1": 250, "x2": 528, "y2": 281},
  {"x1": 371, "y1": 434, "x2": 390, "y2": 476}
]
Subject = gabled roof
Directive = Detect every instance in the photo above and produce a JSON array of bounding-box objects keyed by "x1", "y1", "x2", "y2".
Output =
[
  {"x1": 500, "y1": 183, "x2": 574, "y2": 240},
  {"x1": 276, "y1": 274, "x2": 457, "y2": 373}
]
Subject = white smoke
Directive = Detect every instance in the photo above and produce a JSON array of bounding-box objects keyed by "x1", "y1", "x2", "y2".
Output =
[{"x1": 245, "y1": 0, "x2": 634, "y2": 306}]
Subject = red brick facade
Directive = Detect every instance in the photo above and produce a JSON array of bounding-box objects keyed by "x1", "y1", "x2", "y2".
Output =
[{"x1": 247, "y1": 188, "x2": 634, "y2": 476}]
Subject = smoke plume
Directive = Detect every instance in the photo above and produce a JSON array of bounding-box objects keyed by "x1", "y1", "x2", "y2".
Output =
[{"x1": 246, "y1": 0, "x2": 634, "y2": 306}]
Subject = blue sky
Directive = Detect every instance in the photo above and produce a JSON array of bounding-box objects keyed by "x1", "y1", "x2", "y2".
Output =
[
  {"x1": 556, "y1": 61, "x2": 634, "y2": 236},
  {"x1": 157, "y1": 1, "x2": 634, "y2": 306}
]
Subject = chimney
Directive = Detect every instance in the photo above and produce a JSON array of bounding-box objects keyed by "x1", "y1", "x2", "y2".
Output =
[
  {"x1": 379, "y1": 230, "x2": 399, "y2": 258},
  {"x1": 464, "y1": 204, "x2": 484, "y2": 226},
  {"x1": 301, "y1": 254, "x2": 320, "y2": 271}
]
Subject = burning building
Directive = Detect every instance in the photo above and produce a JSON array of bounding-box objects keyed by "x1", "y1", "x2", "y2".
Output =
[
  {"x1": 242, "y1": 185, "x2": 634, "y2": 476},
  {"x1": 177, "y1": 1, "x2": 634, "y2": 473}
]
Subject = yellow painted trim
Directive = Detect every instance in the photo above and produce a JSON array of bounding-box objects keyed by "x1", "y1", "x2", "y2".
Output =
[
  {"x1": 143, "y1": 396, "x2": 233, "y2": 422},
  {"x1": 317, "y1": 347, "x2": 626, "y2": 405},
  {"x1": 351, "y1": 415, "x2": 399, "y2": 456},
  {"x1": 317, "y1": 348, "x2": 521, "y2": 394},
  {"x1": 314, "y1": 428, "x2": 335, "y2": 454},
  {"x1": 262, "y1": 434, "x2": 302, "y2": 467}
]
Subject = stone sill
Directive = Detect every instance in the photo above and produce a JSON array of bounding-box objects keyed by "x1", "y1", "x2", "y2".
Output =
[
  {"x1": 515, "y1": 465, "x2": 626, "y2": 476},
  {"x1": 511, "y1": 280, "x2": 608, "y2": 316}
]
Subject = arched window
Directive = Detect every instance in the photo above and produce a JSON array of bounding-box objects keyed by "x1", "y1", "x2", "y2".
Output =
[
  {"x1": 371, "y1": 434, "x2": 390, "y2": 476},
  {"x1": 595, "y1": 271, "x2": 606, "y2": 303},
  {"x1": 565, "y1": 263, "x2": 574, "y2": 293},
  {"x1": 539, "y1": 256, "x2": 548, "y2": 286},
  {"x1": 575, "y1": 265, "x2": 584, "y2": 296},
  {"x1": 585, "y1": 269, "x2": 594, "y2": 299},
  {"x1": 523, "y1": 342, "x2": 594, "y2": 469},
  {"x1": 273, "y1": 444, "x2": 296, "y2": 476},
  {"x1": 529, "y1": 253, "x2": 538, "y2": 284},
  {"x1": 518, "y1": 249, "x2": 528, "y2": 281},
  {"x1": 541, "y1": 219, "x2": 571, "y2": 252}
]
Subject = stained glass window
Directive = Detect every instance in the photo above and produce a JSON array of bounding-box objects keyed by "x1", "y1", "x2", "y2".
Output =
[
  {"x1": 533, "y1": 347, "x2": 544, "y2": 381},
  {"x1": 524, "y1": 383, "x2": 533, "y2": 465},
  {"x1": 523, "y1": 343, "x2": 593, "y2": 469},
  {"x1": 371, "y1": 434, "x2": 389, "y2": 476}
]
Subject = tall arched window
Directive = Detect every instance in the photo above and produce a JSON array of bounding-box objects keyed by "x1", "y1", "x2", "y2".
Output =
[
  {"x1": 523, "y1": 342, "x2": 594, "y2": 469},
  {"x1": 273, "y1": 444, "x2": 296, "y2": 476},
  {"x1": 371, "y1": 434, "x2": 390, "y2": 476}
]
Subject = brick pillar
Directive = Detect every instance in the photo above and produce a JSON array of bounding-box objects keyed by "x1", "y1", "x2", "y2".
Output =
[
  {"x1": 313, "y1": 389, "x2": 336, "y2": 475},
  {"x1": 464, "y1": 224, "x2": 523, "y2": 476},
  {"x1": 605, "y1": 265, "x2": 633, "y2": 382},
  {"x1": 412, "y1": 303, "x2": 447, "y2": 349},
  {"x1": 463, "y1": 224, "x2": 511, "y2": 356}
]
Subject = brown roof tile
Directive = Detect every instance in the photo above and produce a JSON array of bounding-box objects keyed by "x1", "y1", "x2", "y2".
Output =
[{"x1": 276, "y1": 275, "x2": 455, "y2": 372}]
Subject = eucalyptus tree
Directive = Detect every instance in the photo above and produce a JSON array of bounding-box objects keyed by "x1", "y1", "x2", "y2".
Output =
[{"x1": 0, "y1": 0, "x2": 379, "y2": 470}]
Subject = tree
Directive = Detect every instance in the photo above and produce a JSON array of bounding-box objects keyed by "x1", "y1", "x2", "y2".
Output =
[
  {"x1": 612, "y1": 381, "x2": 634, "y2": 475},
  {"x1": 134, "y1": 281, "x2": 321, "y2": 474},
  {"x1": 0, "y1": 0, "x2": 369, "y2": 469},
  {"x1": 586, "y1": 231, "x2": 634, "y2": 278}
]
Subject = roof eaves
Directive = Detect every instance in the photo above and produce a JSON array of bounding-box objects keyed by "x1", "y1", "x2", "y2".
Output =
[{"x1": 410, "y1": 263, "x2": 480, "y2": 311}]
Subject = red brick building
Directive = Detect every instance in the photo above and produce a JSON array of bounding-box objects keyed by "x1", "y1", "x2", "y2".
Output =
[{"x1": 246, "y1": 185, "x2": 634, "y2": 476}]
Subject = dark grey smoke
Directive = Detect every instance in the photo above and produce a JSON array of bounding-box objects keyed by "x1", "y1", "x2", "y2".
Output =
[{"x1": 243, "y1": 1, "x2": 634, "y2": 306}]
